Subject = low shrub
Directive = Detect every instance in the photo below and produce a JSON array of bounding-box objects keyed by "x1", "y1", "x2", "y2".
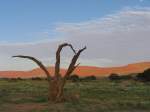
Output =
[
  {"x1": 108, "y1": 73, "x2": 120, "y2": 80},
  {"x1": 31, "y1": 77, "x2": 43, "y2": 80},
  {"x1": 68, "y1": 74, "x2": 80, "y2": 82},
  {"x1": 136, "y1": 69, "x2": 150, "y2": 82},
  {"x1": 81, "y1": 75, "x2": 96, "y2": 81},
  {"x1": 109, "y1": 73, "x2": 133, "y2": 81}
]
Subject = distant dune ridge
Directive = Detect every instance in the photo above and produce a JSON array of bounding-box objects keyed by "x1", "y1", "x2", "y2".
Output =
[{"x1": 0, "y1": 62, "x2": 150, "y2": 78}]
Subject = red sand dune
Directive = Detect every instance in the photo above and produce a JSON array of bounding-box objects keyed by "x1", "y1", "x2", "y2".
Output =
[{"x1": 0, "y1": 62, "x2": 150, "y2": 78}]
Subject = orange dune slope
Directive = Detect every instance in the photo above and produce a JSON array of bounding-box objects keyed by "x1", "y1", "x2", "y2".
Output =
[{"x1": 0, "y1": 62, "x2": 150, "y2": 78}]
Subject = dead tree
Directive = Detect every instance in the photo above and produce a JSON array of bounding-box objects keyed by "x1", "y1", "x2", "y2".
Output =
[{"x1": 12, "y1": 43, "x2": 86, "y2": 102}]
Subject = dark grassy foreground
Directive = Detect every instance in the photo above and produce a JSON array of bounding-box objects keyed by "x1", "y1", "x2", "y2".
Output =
[{"x1": 0, "y1": 79, "x2": 150, "y2": 112}]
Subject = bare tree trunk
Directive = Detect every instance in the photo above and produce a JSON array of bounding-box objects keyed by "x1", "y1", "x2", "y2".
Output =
[
  {"x1": 12, "y1": 43, "x2": 86, "y2": 103},
  {"x1": 48, "y1": 79, "x2": 63, "y2": 102}
]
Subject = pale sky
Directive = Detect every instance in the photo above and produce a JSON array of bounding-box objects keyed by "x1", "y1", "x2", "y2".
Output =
[{"x1": 0, "y1": 0, "x2": 150, "y2": 70}]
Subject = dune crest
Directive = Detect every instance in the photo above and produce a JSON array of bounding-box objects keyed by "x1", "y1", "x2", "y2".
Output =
[{"x1": 0, "y1": 62, "x2": 150, "y2": 78}]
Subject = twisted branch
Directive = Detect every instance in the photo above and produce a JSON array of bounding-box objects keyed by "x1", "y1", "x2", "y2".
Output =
[
  {"x1": 55, "y1": 43, "x2": 76, "y2": 78},
  {"x1": 64, "y1": 46, "x2": 86, "y2": 79},
  {"x1": 12, "y1": 55, "x2": 51, "y2": 81}
]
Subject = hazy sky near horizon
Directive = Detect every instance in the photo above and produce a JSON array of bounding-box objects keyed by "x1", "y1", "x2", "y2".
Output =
[{"x1": 0, "y1": 0, "x2": 150, "y2": 70}]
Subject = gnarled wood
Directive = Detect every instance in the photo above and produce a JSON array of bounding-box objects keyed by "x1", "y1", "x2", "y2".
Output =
[
  {"x1": 64, "y1": 46, "x2": 87, "y2": 79},
  {"x1": 12, "y1": 43, "x2": 86, "y2": 103},
  {"x1": 12, "y1": 55, "x2": 51, "y2": 82},
  {"x1": 55, "y1": 43, "x2": 76, "y2": 78}
]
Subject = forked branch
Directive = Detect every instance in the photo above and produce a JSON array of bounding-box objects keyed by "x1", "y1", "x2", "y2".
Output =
[
  {"x1": 55, "y1": 43, "x2": 76, "y2": 78},
  {"x1": 12, "y1": 55, "x2": 51, "y2": 81},
  {"x1": 64, "y1": 46, "x2": 87, "y2": 79}
]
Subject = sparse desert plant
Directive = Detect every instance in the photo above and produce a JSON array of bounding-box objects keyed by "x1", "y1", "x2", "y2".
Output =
[
  {"x1": 12, "y1": 43, "x2": 86, "y2": 103},
  {"x1": 136, "y1": 68, "x2": 150, "y2": 82},
  {"x1": 108, "y1": 73, "x2": 120, "y2": 80},
  {"x1": 81, "y1": 75, "x2": 96, "y2": 81},
  {"x1": 16, "y1": 77, "x2": 23, "y2": 80},
  {"x1": 7, "y1": 78, "x2": 23, "y2": 82},
  {"x1": 31, "y1": 77, "x2": 43, "y2": 80},
  {"x1": 68, "y1": 74, "x2": 80, "y2": 82},
  {"x1": 109, "y1": 73, "x2": 133, "y2": 81}
]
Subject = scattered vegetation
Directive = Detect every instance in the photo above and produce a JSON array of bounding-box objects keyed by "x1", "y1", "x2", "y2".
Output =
[
  {"x1": 109, "y1": 73, "x2": 133, "y2": 81},
  {"x1": 0, "y1": 79, "x2": 150, "y2": 112},
  {"x1": 0, "y1": 61, "x2": 150, "y2": 111},
  {"x1": 108, "y1": 73, "x2": 120, "y2": 80}
]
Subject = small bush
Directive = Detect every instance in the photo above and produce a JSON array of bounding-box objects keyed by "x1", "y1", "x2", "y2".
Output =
[
  {"x1": 81, "y1": 75, "x2": 96, "y2": 81},
  {"x1": 108, "y1": 73, "x2": 120, "y2": 80},
  {"x1": 136, "y1": 69, "x2": 150, "y2": 82},
  {"x1": 17, "y1": 77, "x2": 23, "y2": 80},
  {"x1": 68, "y1": 74, "x2": 80, "y2": 82},
  {"x1": 109, "y1": 73, "x2": 133, "y2": 81},
  {"x1": 7, "y1": 78, "x2": 23, "y2": 82},
  {"x1": 31, "y1": 77, "x2": 43, "y2": 80}
]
